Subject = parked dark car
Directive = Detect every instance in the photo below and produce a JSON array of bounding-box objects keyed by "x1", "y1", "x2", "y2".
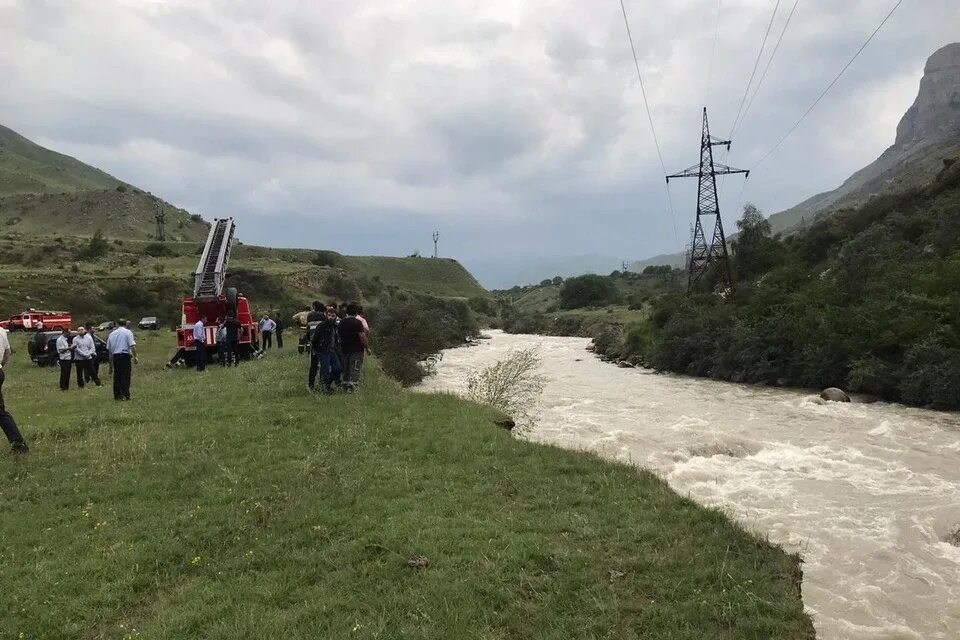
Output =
[
  {"x1": 138, "y1": 316, "x2": 160, "y2": 330},
  {"x1": 27, "y1": 331, "x2": 110, "y2": 367}
]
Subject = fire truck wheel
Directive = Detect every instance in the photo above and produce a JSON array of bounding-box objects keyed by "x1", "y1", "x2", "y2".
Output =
[{"x1": 226, "y1": 287, "x2": 238, "y2": 316}]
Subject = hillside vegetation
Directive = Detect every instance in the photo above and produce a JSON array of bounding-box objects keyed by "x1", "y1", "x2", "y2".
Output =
[
  {"x1": 631, "y1": 159, "x2": 960, "y2": 409},
  {"x1": 0, "y1": 333, "x2": 813, "y2": 639}
]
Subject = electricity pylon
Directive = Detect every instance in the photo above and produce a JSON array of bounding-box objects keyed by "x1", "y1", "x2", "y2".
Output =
[
  {"x1": 432, "y1": 231, "x2": 439, "y2": 258},
  {"x1": 666, "y1": 107, "x2": 748, "y2": 292},
  {"x1": 155, "y1": 203, "x2": 166, "y2": 242}
]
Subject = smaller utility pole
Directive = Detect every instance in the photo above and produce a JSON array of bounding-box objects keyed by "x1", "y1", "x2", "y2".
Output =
[
  {"x1": 432, "y1": 231, "x2": 439, "y2": 258},
  {"x1": 622, "y1": 260, "x2": 628, "y2": 274},
  {"x1": 155, "y1": 203, "x2": 166, "y2": 242}
]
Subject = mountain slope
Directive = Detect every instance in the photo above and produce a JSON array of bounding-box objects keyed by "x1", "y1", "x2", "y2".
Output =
[
  {"x1": 0, "y1": 124, "x2": 120, "y2": 195},
  {"x1": 0, "y1": 123, "x2": 208, "y2": 241},
  {"x1": 768, "y1": 42, "x2": 960, "y2": 233}
]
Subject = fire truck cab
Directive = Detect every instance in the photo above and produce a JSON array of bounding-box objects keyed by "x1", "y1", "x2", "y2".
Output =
[{"x1": 3, "y1": 309, "x2": 72, "y2": 332}]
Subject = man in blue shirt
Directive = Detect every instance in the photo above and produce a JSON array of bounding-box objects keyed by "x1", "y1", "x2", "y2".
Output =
[
  {"x1": 193, "y1": 318, "x2": 207, "y2": 372},
  {"x1": 106, "y1": 319, "x2": 138, "y2": 401}
]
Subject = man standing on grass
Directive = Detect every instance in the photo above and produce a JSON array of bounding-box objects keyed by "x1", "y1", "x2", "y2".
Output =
[
  {"x1": 309, "y1": 306, "x2": 341, "y2": 393},
  {"x1": 106, "y1": 319, "x2": 138, "y2": 401},
  {"x1": 221, "y1": 312, "x2": 241, "y2": 367},
  {"x1": 56, "y1": 327, "x2": 73, "y2": 391},
  {"x1": 275, "y1": 315, "x2": 284, "y2": 349},
  {"x1": 337, "y1": 302, "x2": 368, "y2": 391},
  {"x1": 260, "y1": 315, "x2": 276, "y2": 350},
  {"x1": 193, "y1": 317, "x2": 206, "y2": 372},
  {"x1": 0, "y1": 327, "x2": 29, "y2": 453},
  {"x1": 72, "y1": 325, "x2": 101, "y2": 387}
]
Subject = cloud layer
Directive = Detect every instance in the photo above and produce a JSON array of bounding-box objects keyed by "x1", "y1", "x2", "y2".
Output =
[{"x1": 1, "y1": 0, "x2": 957, "y2": 286}]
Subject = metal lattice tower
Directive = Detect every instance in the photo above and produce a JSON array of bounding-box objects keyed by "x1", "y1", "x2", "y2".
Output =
[
  {"x1": 155, "y1": 203, "x2": 166, "y2": 242},
  {"x1": 432, "y1": 231, "x2": 439, "y2": 258},
  {"x1": 667, "y1": 108, "x2": 748, "y2": 291}
]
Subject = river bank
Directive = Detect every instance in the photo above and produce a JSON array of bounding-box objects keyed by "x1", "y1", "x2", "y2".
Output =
[
  {"x1": 0, "y1": 332, "x2": 813, "y2": 638},
  {"x1": 420, "y1": 331, "x2": 960, "y2": 639}
]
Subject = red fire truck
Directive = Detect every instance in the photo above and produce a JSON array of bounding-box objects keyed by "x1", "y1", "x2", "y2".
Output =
[
  {"x1": 172, "y1": 218, "x2": 259, "y2": 364},
  {"x1": 0, "y1": 309, "x2": 72, "y2": 332}
]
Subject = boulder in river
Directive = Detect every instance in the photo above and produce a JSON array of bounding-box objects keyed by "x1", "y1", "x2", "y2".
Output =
[{"x1": 820, "y1": 387, "x2": 851, "y2": 403}]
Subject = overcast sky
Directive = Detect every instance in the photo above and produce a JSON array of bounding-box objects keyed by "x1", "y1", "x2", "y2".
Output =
[{"x1": 1, "y1": 0, "x2": 957, "y2": 286}]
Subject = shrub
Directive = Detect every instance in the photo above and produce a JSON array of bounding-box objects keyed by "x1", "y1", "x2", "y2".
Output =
[
  {"x1": 323, "y1": 273, "x2": 361, "y2": 301},
  {"x1": 311, "y1": 251, "x2": 344, "y2": 268},
  {"x1": 559, "y1": 274, "x2": 619, "y2": 309},
  {"x1": 466, "y1": 347, "x2": 545, "y2": 429},
  {"x1": 144, "y1": 242, "x2": 174, "y2": 257},
  {"x1": 76, "y1": 230, "x2": 109, "y2": 261}
]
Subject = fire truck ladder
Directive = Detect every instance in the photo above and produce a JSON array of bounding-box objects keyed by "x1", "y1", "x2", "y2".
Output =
[{"x1": 194, "y1": 218, "x2": 235, "y2": 300}]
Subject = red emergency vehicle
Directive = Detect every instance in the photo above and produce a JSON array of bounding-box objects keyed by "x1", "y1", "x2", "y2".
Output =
[
  {"x1": 173, "y1": 218, "x2": 259, "y2": 364},
  {"x1": 1, "y1": 309, "x2": 72, "y2": 332}
]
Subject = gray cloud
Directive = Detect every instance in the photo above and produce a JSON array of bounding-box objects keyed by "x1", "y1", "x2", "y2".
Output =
[{"x1": 0, "y1": 0, "x2": 957, "y2": 287}]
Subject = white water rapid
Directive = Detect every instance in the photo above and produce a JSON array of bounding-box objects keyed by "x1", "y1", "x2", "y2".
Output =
[{"x1": 417, "y1": 331, "x2": 960, "y2": 640}]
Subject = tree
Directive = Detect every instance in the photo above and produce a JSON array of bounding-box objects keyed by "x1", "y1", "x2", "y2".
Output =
[
  {"x1": 551, "y1": 276, "x2": 563, "y2": 285},
  {"x1": 77, "y1": 229, "x2": 109, "y2": 261},
  {"x1": 558, "y1": 274, "x2": 619, "y2": 309},
  {"x1": 731, "y1": 204, "x2": 778, "y2": 280}
]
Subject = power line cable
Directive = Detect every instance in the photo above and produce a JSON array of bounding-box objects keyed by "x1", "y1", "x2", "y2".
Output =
[
  {"x1": 618, "y1": 0, "x2": 681, "y2": 249},
  {"x1": 739, "y1": 0, "x2": 801, "y2": 128},
  {"x1": 752, "y1": 0, "x2": 906, "y2": 168},
  {"x1": 728, "y1": 0, "x2": 782, "y2": 138}
]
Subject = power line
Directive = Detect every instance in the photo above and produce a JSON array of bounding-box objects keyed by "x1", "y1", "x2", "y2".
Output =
[
  {"x1": 729, "y1": 0, "x2": 782, "y2": 138},
  {"x1": 752, "y1": 0, "x2": 906, "y2": 169},
  {"x1": 618, "y1": 0, "x2": 680, "y2": 249},
  {"x1": 704, "y1": 0, "x2": 723, "y2": 107},
  {"x1": 739, "y1": 0, "x2": 802, "y2": 128}
]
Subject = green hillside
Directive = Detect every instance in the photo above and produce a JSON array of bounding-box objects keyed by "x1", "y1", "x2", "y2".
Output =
[
  {"x1": 0, "y1": 123, "x2": 120, "y2": 195},
  {"x1": 0, "y1": 234, "x2": 486, "y2": 324},
  {"x1": 0, "y1": 123, "x2": 208, "y2": 241}
]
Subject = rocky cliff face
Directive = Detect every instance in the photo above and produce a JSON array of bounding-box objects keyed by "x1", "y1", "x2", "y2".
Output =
[
  {"x1": 895, "y1": 43, "x2": 960, "y2": 146},
  {"x1": 766, "y1": 42, "x2": 960, "y2": 234}
]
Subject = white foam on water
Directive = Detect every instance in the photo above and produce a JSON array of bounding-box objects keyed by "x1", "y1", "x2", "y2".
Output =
[{"x1": 417, "y1": 331, "x2": 960, "y2": 639}]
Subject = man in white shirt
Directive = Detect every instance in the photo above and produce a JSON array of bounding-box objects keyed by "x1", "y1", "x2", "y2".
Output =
[
  {"x1": 55, "y1": 327, "x2": 73, "y2": 391},
  {"x1": 0, "y1": 327, "x2": 29, "y2": 453},
  {"x1": 72, "y1": 325, "x2": 101, "y2": 388},
  {"x1": 260, "y1": 315, "x2": 276, "y2": 350},
  {"x1": 106, "y1": 319, "x2": 138, "y2": 401},
  {"x1": 193, "y1": 317, "x2": 207, "y2": 372}
]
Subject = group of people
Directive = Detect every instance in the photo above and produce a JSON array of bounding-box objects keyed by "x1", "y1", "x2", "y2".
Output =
[
  {"x1": 55, "y1": 325, "x2": 103, "y2": 390},
  {"x1": 51, "y1": 322, "x2": 139, "y2": 399},
  {"x1": 0, "y1": 317, "x2": 138, "y2": 454},
  {"x1": 306, "y1": 301, "x2": 370, "y2": 393}
]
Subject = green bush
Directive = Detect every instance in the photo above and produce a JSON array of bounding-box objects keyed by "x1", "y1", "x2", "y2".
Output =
[
  {"x1": 144, "y1": 242, "x2": 175, "y2": 257},
  {"x1": 559, "y1": 274, "x2": 619, "y2": 309}
]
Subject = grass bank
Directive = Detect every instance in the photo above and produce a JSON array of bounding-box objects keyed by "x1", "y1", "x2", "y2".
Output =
[{"x1": 0, "y1": 333, "x2": 812, "y2": 639}]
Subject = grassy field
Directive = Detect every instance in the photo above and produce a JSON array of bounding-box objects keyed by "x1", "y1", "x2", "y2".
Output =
[{"x1": 0, "y1": 332, "x2": 812, "y2": 639}]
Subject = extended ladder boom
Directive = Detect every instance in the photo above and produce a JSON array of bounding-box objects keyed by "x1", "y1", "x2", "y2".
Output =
[{"x1": 194, "y1": 218, "x2": 235, "y2": 299}]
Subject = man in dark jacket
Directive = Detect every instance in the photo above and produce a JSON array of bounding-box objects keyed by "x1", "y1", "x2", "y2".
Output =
[
  {"x1": 309, "y1": 306, "x2": 340, "y2": 393},
  {"x1": 220, "y1": 312, "x2": 241, "y2": 366},
  {"x1": 337, "y1": 302, "x2": 368, "y2": 391}
]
